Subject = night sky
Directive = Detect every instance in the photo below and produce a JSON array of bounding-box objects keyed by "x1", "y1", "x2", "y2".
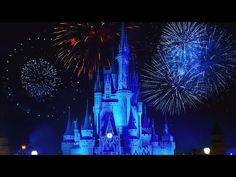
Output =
[{"x1": 0, "y1": 22, "x2": 236, "y2": 154}]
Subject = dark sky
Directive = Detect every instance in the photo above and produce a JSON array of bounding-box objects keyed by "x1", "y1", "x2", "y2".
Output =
[{"x1": 0, "y1": 23, "x2": 236, "y2": 154}]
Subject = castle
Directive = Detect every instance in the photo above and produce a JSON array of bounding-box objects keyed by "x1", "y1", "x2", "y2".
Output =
[{"x1": 61, "y1": 24, "x2": 176, "y2": 155}]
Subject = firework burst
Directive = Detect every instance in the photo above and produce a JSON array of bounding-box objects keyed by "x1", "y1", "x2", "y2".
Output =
[
  {"x1": 21, "y1": 59, "x2": 61, "y2": 100},
  {"x1": 140, "y1": 52, "x2": 206, "y2": 116},
  {"x1": 53, "y1": 22, "x2": 142, "y2": 80},
  {"x1": 2, "y1": 36, "x2": 66, "y2": 118},
  {"x1": 160, "y1": 22, "x2": 207, "y2": 61},
  {"x1": 200, "y1": 25, "x2": 236, "y2": 95},
  {"x1": 53, "y1": 22, "x2": 119, "y2": 79},
  {"x1": 141, "y1": 23, "x2": 236, "y2": 116}
]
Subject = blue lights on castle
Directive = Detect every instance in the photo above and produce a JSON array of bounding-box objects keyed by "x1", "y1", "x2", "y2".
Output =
[{"x1": 61, "y1": 24, "x2": 176, "y2": 155}]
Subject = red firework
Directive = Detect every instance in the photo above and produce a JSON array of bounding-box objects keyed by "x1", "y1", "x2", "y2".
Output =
[{"x1": 53, "y1": 22, "x2": 119, "y2": 80}]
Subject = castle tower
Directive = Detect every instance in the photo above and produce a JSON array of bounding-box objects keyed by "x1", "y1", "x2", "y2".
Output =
[
  {"x1": 137, "y1": 102, "x2": 143, "y2": 137},
  {"x1": 151, "y1": 120, "x2": 159, "y2": 155},
  {"x1": 70, "y1": 118, "x2": 81, "y2": 155},
  {"x1": 142, "y1": 105, "x2": 151, "y2": 133},
  {"x1": 81, "y1": 100, "x2": 93, "y2": 138},
  {"x1": 116, "y1": 23, "x2": 133, "y2": 132},
  {"x1": 73, "y1": 118, "x2": 80, "y2": 144},
  {"x1": 104, "y1": 68, "x2": 112, "y2": 99},
  {"x1": 126, "y1": 110, "x2": 140, "y2": 155},
  {"x1": 160, "y1": 118, "x2": 175, "y2": 155},
  {"x1": 130, "y1": 55, "x2": 142, "y2": 138},
  {"x1": 80, "y1": 101, "x2": 95, "y2": 155},
  {"x1": 61, "y1": 107, "x2": 74, "y2": 155},
  {"x1": 117, "y1": 23, "x2": 130, "y2": 90}
]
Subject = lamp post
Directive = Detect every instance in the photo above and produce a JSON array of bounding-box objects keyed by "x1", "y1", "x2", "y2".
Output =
[{"x1": 21, "y1": 145, "x2": 27, "y2": 155}]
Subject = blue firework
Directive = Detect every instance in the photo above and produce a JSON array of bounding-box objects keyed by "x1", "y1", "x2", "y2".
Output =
[
  {"x1": 160, "y1": 22, "x2": 207, "y2": 62},
  {"x1": 21, "y1": 59, "x2": 61, "y2": 100},
  {"x1": 140, "y1": 52, "x2": 206, "y2": 116},
  {"x1": 200, "y1": 26, "x2": 236, "y2": 95}
]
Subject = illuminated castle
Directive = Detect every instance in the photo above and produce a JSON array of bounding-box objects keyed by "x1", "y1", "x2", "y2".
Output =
[{"x1": 61, "y1": 24, "x2": 176, "y2": 155}]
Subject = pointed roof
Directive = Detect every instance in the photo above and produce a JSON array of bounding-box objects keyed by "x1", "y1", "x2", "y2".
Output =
[
  {"x1": 101, "y1": 112, "x2": 117, "y2": 135},
  {"x1": 64, "y1": 107, "x2": 73, "y2": 135},
  {"x1": 94, "y1": 66, "x2": 101, "y2": 92},
  {"x1": 73, "y1": 117, "x2": 78, "y2": 129},
  {"x1": 164, "y1": 117, "x2": 169, "y2": 135},
  {"x1": 82, "y1": 100, "x2": 92, "y2": 130},
  {"x1": 128, "y1": 110, "x2": 137, "y2": 129},
  {"x1": 106, "y1": 116, "x2": 114, "y2": 134},
  {"x1": 119, "y1": 22, "x2": 129, "y2": 53}
]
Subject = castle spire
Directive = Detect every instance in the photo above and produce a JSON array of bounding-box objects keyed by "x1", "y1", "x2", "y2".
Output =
[
  {"x1": 117, "y1": 22, "x2": 130, "y2": 90},
  {"x1": 82, "y1": 100, "x2": 92, "y2": 130},
  {"x1": 73, "y1": 117, "x2": 78, "y2": 130},
  {"x1": 164, "y1": 117, "x2": 169, "y2": 134},
  {"x1": 64, "y1": 106, "x2": 73, "y2": 135},
  {"x1": 94, "y1": 65, "x2": 101, "y2": 92},
  {"x1": 152, "y1": 119, "x2": 155, "y2": 132},
  {"x1": 119, "y1": 22, "x2": 129, "y2": 53}
]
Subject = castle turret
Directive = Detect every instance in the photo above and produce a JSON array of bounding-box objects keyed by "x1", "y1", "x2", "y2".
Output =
[
  {"x1": 116, "y1": 23, "x2": 133, "y2": 132},
  {"x1": 137, "y1": 102, "x2": 143, "y2": 137},
  {"x1": 160, "y1": 118, "x2": 175, "y2": 155},
  {"x1": 117, "y1": 23, "x2": 130, "y2": 90},
  {"x1": 125, "y1": 110, "x2": 140, "y2": 155},
  {"x1": 79, "y1": 101, "x2": 95, "y2": 155},
  {"x1": 142, "y1": 105, "x2": 151, "y2": 133},
  {"x1": 61, "y1": 107, "x2": 74, "y2": 155},
  {"x1": 82, "y1": 101, "x2": 93, "y2": 138},
  {"x1": 73, "y1": 118, "x2": 80, "y2": 143},
  {"x1": 63, "y1": 108, "x2": 74, "y2": 141},
  {"x1": 70, "y1": 118, "x2": 81, "y2": 155},
  {"x1": 104, "y1": 68, "x2": 112, "y2": 98},
  {"x1": 151, "y1": 120, "x2": 159, "y2": 155}
]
